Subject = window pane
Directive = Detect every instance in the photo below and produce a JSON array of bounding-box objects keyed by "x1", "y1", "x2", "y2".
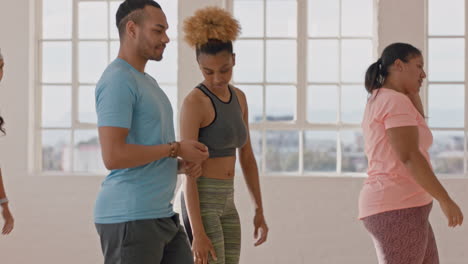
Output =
[
  {"x1": 79, "y1": 41, "x2": 108, "y2": 83},
  {"x1": 428, "y1": 38, "x2": 464, "y2": 82},
  {"x1": 429, "y1": 0, "x2": 464, "y2": 36},
  {"x1": 341, "y1": 130, "x2": 367, "y2": 172},
  {"x1": 430, "y1": 131, "x2": 464, "y2": 176},
  {"x1": 43, "y1": 0, "x2": 72, "y2": 39},
  {"x1": 158, "y1": 85, "x2": 178, "y2": 133},
  {"x1": 341, "y1": 39, "x2": 373, "y2": 83},
  {"x1": 158, "y1": 0, "x2": 178, "y2": 39},
  {"x1": 240, "y1": 85, "x2": 263, "y2": 123},
  {"x1": 308, "y1": 40, "x2": 339, "y2": 83},
  {"x1": 234, "y1": 40, "x2": 264, "y2": 83},
  {"x1": 109, "y1": 2, "x2": 120, "y2": 39},
  {"x1": 308, "y1": 0, "x2": 339, "y2": 37},
  {"x1": 42, "y1": 130, "x2": 71, "y2": 172},
  {"x1": 341, "y1": 0, "x2": 373, "y2": 37},
  {"x1": 249, "y1": 130, "x2": 263, "y2": 171},
  {"x1": 234, "y1": 0, "x2": 264, "y2": 37},
  {"x1": 266, "y1": 85, "x2": 296, "y2": 121},
  {"x1": 79, "y1": 85, "x2": 97, "y2": 124},
  {"x1": 304, "y1": 131, "x2": 337, "y2": 172},
  {"x1": 266, "y1": 130, "x2": 299, "y2": 173},
  {"x1": 428, "y1": 84, "x2": 464, "y2": 128},
  {"x1": 42, "y1": 42, "x2": 72, "y2": 83},
  {"x1": 74, "y1": 130, "x2": 107, "y2": 173},
  {"x1": 266, "y1": 0, "x2": 297, "y2": 38},
  {"x1": 42, "y1": 86, "x2": 71, "y2": 128},
  {"x1": 307, "y1": 85, "x2": 338, "y2": 123},
  {"x1": 79, "y1": 2, "x2": 108, "y2": 39},
  {"x1": 341, "y1": 85, "x2": 368, "y2": 124},
  {"x1": 146, "y1": 41, "x2": 177, "y2": 83},
  {"x1": 110, "y1": 41, "x2": 120, "y2": 60},
  {"x1": 159, "y1": 85, "x2": 177, "y2": 111},
  {"x1": 266, "y1": 40, "x2": 297, "y2": 83}
]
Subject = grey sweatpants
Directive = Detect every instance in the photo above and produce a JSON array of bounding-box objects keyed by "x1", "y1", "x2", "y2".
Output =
[{"x1": 95, "y1": 214, "x2": 194, "y2": 264}]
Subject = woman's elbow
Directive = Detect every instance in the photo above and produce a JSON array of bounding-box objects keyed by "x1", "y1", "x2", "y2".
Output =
[{"x1": 398, "y1": 151, "x2": 421, "y2": 166}]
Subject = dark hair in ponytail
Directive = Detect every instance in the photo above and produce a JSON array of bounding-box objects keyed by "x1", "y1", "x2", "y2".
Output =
[
  {"x1": 0, "y1": 116, "x2": 5, "y2": 135},
  {"x1": 196, "y1": 39, "x2": 233, "y2": 58},
  {"x1": 365, "y1": 42, "x2": 422, "y2": 94}
]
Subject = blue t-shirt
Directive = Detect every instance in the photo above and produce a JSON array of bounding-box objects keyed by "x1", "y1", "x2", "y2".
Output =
[{"x1": 94, "y1": 58, "x2": 177, "y2": 224}]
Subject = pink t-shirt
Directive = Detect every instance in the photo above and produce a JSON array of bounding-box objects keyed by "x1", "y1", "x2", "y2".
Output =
[{"x1": 359, "y1": 88, "x2": 433, "y2": 219}]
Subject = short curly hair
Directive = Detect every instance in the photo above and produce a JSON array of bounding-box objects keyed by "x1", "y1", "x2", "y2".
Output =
[{"x1": 183, "y1": 7, "x2": 241, "y2": 57}]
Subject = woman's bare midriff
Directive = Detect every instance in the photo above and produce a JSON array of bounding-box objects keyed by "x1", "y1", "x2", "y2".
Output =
[{"x1": 201, "y1": 156, "x2": 237, "y2": 179}]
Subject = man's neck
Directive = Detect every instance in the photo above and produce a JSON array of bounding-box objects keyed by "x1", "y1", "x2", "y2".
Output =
[{"x1": 117, "y1": 48, "x2": 147, "y2": 73}]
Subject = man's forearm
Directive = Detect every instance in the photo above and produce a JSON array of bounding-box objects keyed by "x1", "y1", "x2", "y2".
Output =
[{"x1": 104, "y1": 143, "x2": 172, "y2": 170}]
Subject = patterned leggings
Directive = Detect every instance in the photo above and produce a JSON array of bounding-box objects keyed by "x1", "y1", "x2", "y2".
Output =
[
  {"x1": 362, "y1": 202, "x2": 439, "y2": 264},
  {"x1": 182, "y1": 177, "x2": 241, "y2": 264}
]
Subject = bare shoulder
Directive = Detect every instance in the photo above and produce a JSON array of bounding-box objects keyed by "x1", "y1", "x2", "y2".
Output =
[
  {"x1": 232, "y1": 85, "x2": 247, "y2": 104},
  {"x1": 231, "y1": 85, "x2": 248, "y2": 117},
  {"x1": 182, "y1": 87, "x2": 211, "y2": 109},
  {"x1": 181, "y1": 87, "x2": 215, "y2": 127},
  {"x1": 232, "y1": 85, "x2": 246, "y2": 98}
]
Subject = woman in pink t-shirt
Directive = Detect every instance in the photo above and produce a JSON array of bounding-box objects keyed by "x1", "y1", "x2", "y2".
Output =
[{"x1": 360, "y1": 43, "x2": 463, "y2": 263}]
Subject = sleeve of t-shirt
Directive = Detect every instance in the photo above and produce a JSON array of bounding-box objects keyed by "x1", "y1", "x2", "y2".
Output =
[
  {"x1": 95, "y1": 75, "x2": 137, "y2": 128},
  {"x1": 382, "y1": 93, "x2": 418, "y2": 130}
]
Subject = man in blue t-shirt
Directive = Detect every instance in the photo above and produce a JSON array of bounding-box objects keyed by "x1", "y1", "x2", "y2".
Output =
[{"x1": 94, "y1": 1, "x2": 208, "y2": 263}]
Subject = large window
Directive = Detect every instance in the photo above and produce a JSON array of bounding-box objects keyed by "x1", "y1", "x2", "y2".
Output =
[
  {"x1": 38, "y1": 0, "x2": 178, "y2": 174},
  {"x1": 427, "y1": 0, "x2": 466, "y2": 178},
  {"x1": 230, "y1": 0, "x2": 374, "y2": 176}
]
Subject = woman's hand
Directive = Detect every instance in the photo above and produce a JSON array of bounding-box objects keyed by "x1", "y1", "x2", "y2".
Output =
[
  {"x1": 439, "y1": 197, "x2": 464, "y2": 227},
  {"x1": 253, "y1": 210, "x2": 268, "y2": 246},
  {"x1": 185, "y1": 161, "x2": 203, "y2": 179},
  {"x1": 1, "y1": 204, "x2": 14, "y2": 235},
  {"x1": 192, "y1": 233, "x2": 217, "y2": 264}
]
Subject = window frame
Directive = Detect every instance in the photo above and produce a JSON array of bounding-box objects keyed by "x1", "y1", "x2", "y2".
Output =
[
  {"x1": 227, "y1": 0, "x2": 374, "y2": 177},
  {"x1": 424, "y1": 0, "x2": 468, "y2": 178},
  {"x1": 35, "y1": 0, "x2": 178, "y2": 176}
]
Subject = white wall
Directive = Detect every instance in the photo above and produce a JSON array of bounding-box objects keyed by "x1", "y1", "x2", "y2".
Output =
[{"x1": 0, "y1": 0, "x2": 467, "y2": 263}]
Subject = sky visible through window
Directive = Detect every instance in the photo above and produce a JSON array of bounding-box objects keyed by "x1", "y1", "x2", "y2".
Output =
[{"x1": 39, "y1": 0, "x2": 466, "y2": 177}]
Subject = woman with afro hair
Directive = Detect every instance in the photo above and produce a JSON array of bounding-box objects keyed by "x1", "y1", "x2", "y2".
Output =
[{"x1": 180, "y1": 7, "x2": 269, "y2": 264}]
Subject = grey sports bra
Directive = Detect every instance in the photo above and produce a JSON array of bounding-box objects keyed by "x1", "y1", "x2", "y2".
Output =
[{"x1": 197, "y1": 83, "x2": 248, "y2": 158}]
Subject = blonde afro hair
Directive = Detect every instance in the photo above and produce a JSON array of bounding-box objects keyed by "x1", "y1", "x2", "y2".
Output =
[{"x1": 183, "y1": 6, "x2": 241, "y2": 48}]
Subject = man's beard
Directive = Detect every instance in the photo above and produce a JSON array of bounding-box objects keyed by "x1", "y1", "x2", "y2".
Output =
[
  {"x1": 148, "y1": 54, "x2": 163, "y2": 61},
  {"x1": 139, "y1": 40, "x2": 164, "y2": 61},
  {"x1": 149, "y1": 44, "x2": 165, "y2": 61}
]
